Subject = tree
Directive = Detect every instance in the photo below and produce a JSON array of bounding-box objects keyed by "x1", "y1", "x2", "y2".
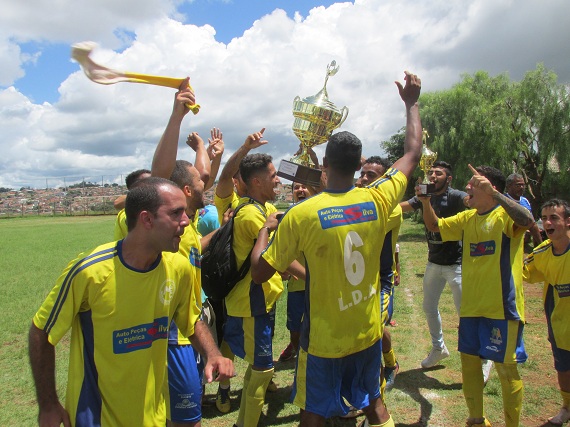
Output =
[{"x1": 387, "y1": 64, "x2": 570, "y2": 215}]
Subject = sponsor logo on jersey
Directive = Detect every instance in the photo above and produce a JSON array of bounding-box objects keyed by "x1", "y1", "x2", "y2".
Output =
[
  {"x1": 555, "y1": 283, "x2": 570, "y2": 298},
  {"x1": 318, "y1": 202, "x2": 378, "y2": 229},
  {"x1": 113, "y1": 316, "x2": 169, "y2": 354},
  {"x1": 189, "y1": 246, "x2": 201, "y2": 268},
  {"x1": 470, "y1": 240, "x2": 496, "y2": 257}
]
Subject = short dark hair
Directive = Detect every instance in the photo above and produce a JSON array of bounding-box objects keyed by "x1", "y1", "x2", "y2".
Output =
[
  {"x1": 506, "y1": 173, "x2": 524, "y2": 187},
  {"x1": 239, "y1": 153, "x2": 273, "y2": 185},
  {"x1": 364, "y1": 156, "x2": 391, "y2": 171},
  {"x1": 432, "y1": 161, "x2": 453, "y2": 177},
  {"x1": 325, "y1": 131, "x2": 362, "y2": 175},
  {"x1": 475, "y1": 165, "x2": 506, "y2": 193},
  {"x1": 541, "y1": 198, "x2": 570, "y2": 219},
  {"x1": 170, "y1": 160, "x2": 194, "y2": 189},
  {"x1": 125, "y1": 177, "x2": 176, "y2": 231},
  {"x1": 125, "y1": 169, "x2": 151, "y2": 190}
]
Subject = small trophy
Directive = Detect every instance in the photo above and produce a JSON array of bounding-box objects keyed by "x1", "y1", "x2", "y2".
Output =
[
  {"x1": 277, "y1": 61, "x2": 349, "y2": 186},
  {"x1": 418, "y1": 129, "x2": 438, "y2": 195}
]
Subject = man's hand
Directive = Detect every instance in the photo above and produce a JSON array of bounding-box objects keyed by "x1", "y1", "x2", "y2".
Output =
[
  {"x1": 203, "y1": 355, "x2": 235, "y2": 383},
  {"x1": 263, "y1": 211, "x2": 284, "y2": 232},
  {"x1": 186, "y1": 132, "x2": 204, "y2": 152},
  {"x1": 39, "y1": 403, "x2": 71, "y2": 427},
  {"x1": 172, "y1": 77, "x2": 195, "y2": 118},
  {"x1": 207, "y1": 128, "x2": 224, "y2": 160},
  {"x1": 467, "y1": 164, "x2": 496, "y2": 196},
  {"x1": 244, "y1": 128, "x2": 268, "y2": 150},
  {"x1": 395, "y1": 71, "x2": 421, "y2": 107}
]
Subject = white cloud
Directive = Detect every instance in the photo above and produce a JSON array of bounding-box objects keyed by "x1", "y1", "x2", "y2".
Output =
[{"x1": 0, "y1": 0, "x2": 569, "y2": 188}]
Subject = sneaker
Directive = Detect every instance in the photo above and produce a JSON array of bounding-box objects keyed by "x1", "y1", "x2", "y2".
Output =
[
  {"x1": 215, "y1": 385, "x2": 231, "y2": 413},
  {"x1": 421, "y1": 344, "x2": 450, "y2": 368},
  {"x1": 384, "y1": 361, "x2": 399, "y2": 390},
  {"x1": 278, "y1": 342, "x2": 296, "y2": 362},
  {"x1": 549, "y1": 407, "x2": 570, "y2": 426},
  {"x1": 481, "y1": 359, "x2": 493, "y2": 384}
]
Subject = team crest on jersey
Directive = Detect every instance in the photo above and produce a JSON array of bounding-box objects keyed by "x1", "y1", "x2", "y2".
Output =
[
  {"x1": 318, "y1": 202, "x2": 377, "y2": 229},
  {"x1": 159, "y1": 279, "x2": 176, "y2": 305},
  {"x1": 490, "y1": 327, "x2": 503, "y2": 346},
  {"x1": 479, "y1": 219, "x2": 494, "y2": 233},
  {"x1": 189, "y1": 247, "x2": 201, "y2": 268},
  {"x1": 470, "y1": 240, "x2": 496, "y2": 257},
  {"x1": 555, "y1": 284, "x2": 570, "y2": 298}
]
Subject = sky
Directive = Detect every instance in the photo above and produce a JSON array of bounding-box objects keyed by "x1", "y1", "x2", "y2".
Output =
[{"x1": 1, "y1": 0, "x2": 569, "y2": 189}]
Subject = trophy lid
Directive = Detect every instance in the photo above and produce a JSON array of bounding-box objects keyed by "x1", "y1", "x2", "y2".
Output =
[{"x1": 299, "y1": 61, "x2": 343, "y2": 113}]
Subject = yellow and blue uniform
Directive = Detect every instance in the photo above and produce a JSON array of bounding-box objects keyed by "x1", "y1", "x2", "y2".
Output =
[
  {"x1": 214, "y1": 191, "x2": 277, "y2": 226},
  {"x1": 113, "y1": 208, "x2": 128, "y2": 240},
  {"x1": 262, "y1": 168, "x2": 406, "y2": 418},
  {"x1": 380, "y1": 205, "x2": 402, "y2": 325},
  {"x1": 33, "y1": 240, "x2": 200, "y2": 427},
  {"x1": 524, "y1": 240, "x2": 570, "y2": 370},
  {"x1": 439, "y1": 205, "x2": 527, "y2": 427}
]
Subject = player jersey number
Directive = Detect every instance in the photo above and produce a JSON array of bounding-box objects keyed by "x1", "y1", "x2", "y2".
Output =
[{"x1": 344, "y1": 231, "x2": 365, "y2": 286}]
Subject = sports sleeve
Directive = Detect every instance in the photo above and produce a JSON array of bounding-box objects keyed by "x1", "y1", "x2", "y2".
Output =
[
  {"x1": 367, "y1": 168, "x2": 408, "y2": 216},
  {"x1": 173, "y1": 262, "x2": 202, "y2": 338},
  {"x1": 33, "y1": 254, "x2": 90, "y2": 346},
  {"x1": 438, "y1": 210, "x2": 469, "y2": 242},
  {"x1": 114, "y1": 209, "x2": 128, "y2": 240}
]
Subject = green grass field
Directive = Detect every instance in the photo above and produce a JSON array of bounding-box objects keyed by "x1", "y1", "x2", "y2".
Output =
[{"x1": 0, "y1": 216, "x2": 560, "y2": 426}]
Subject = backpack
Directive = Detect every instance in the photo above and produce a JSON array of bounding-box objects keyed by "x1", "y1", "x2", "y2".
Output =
[{"x1": 200, "y1": 204, "x2": 257, "y2": 301}]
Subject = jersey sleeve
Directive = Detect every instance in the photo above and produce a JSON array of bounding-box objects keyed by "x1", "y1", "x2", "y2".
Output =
[
  {"x1": 172, "y1": 261, "x2": 202, "y2": 339},
  {"x1": 438, "y1": 210, "x2": 469, "y2": 242},
  {"x1": 33, "y1": 253, "x2": 91, "y2": 346},
  {"x1": 114, "y1": 209, "x2": 128, "y2": 240}
]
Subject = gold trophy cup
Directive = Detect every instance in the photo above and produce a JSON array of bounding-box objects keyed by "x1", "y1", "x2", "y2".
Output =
[
  {"x1": 418, "y1": 129, "x2": 438, "y2": 195},
  {"x1": 277, "y1": 61, "x2": 349, "y2": 186}
]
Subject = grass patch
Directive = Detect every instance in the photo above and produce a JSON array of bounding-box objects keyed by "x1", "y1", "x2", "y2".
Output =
[{"x1": 0, "y1": 216, "x2": 559, "y2": 426}]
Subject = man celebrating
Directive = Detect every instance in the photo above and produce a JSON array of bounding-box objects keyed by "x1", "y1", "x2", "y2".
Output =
[
  {"x1": 420, "y1": 165, "x2": 534, "y2": 427},
  {"x1": 251, "y1": 71, "x2": 423, "y2": 427},
  {"x1": 28, "y1": 177, "x2": 234, "y2": 427}
]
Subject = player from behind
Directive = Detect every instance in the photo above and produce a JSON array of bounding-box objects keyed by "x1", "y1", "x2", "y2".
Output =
[
  {"x1": 251, "y1": 71, "x2": 423, "y2": 427},
  {"x1": 523, "y1": 199, "x2": 570, "y2": 426}
]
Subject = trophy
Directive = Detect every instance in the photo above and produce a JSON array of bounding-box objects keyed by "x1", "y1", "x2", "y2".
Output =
[
  {"x1": 277, "y1": 61, "x2": 349, "y2": 186},
  {"x1": 418, "y1": 129, "x2": 438, "y2": 195}
]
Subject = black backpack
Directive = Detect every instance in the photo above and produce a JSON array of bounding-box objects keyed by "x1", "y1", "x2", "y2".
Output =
[{"x1": 201, "y1": 204, "x2": 257, "y2": 301}]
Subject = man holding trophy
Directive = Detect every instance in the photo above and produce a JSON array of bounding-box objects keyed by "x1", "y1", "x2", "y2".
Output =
[{"x1": 251, "y1": 71, "x2": 423, "y2": 427}]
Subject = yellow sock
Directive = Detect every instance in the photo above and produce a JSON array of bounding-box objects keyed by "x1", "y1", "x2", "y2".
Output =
[
  {"x1": 219, "y1": 340, "x2": 235, "y2": 388},
  {"x1": 495, "y1": 362, "x2": 523, "y2": 427},
  {"x1": 236, "y1": 365, "x2": 252, "y2": 427},
  {"x1": 562, "y1": 390, "x2": 570, "y2": 409},
  {"x1": 461, "y1": 353, "x2": 485, "y2": 420},
  {"x1": 364, "y1": 415, "x2": 395, "y2": 427},
  {"x1": 243, "y1": 368, "x2": 274, "y2": 427},
  {"x1": 383, "y1": 348, "x2": 397, "y2": 368}
]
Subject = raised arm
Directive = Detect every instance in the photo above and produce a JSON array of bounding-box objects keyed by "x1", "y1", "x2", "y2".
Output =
[
  {"x1": 29, "y1": 323, "x2": 71, "y2": 427},
  {"x1": 419, "y1": 195, "x2": 440, "y2": 232},
  {"x1": 215, "y1": 128, "x2": 267, "y2": 199},
  {"x1": 391, "y1": 71, "x2": 423, "y2": 179},
  {"x1": 205, "y1": 128, "x2": 225, "y2": 191},
  {"x1": 468, "y1": 165, "x2": 534, "y2": 230},
  {"x1": 186, "y1": 132, "x2": 211, "y2": 185},
  {"x1": 151, "y1": 77, "x2": 195, "y2": 179}
]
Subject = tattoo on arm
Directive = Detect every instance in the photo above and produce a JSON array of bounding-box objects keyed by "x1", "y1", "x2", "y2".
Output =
[{"x1": 492, "y1": 192, "x2": 534, "y2": 228}]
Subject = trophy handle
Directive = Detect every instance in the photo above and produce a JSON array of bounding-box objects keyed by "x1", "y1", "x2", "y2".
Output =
[
  {"x1": 293, "y1": 96, "x2": 301, "y2": 103},
  {"x1": 338, "y1": 106, "x2": 349, "y2": 127}
]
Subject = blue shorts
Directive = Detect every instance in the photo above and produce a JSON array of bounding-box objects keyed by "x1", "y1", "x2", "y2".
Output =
[
  {"x1": 224, "y1": 311, "x2": 274, "y2": 369},
  {"x1": 380, "y1": 287, "x2": 394, "y2": 326},
  {"x1": 287, "y1": 290, "x2": 305, "y2": 333},
  {"x1": 165, "y1": 344, "x2": 202, "y2": 422},
  {"x1": 292, "y1": 340, "x2": 382, "y2": 418},
  {"x1": 458, "y1": 317, "x2": 527, "y2": 364}
]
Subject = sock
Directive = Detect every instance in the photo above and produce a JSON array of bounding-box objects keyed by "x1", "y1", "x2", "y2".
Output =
[
  {"x1": 383, "y1": 348, "x2": 397, "y2": 369},
  {"x1": 363, "y1": 414, "x2": 395, "y2": 427},
  {"x1": 562, "y1": 389, "x2": 570, "y2": 409},
  {"x1": 495, "y1": 362, "x2": 523, "y2": 427},
  {"x1": 243, "y1": 368, "x2": 274, "y2": 427},
  {"x1": 219, "y1": 340, "x2": 235, "y2": 389},
  {"x1": 461, "y1": 353, "x2": 485, "y2": 420},
  {"x1": 235, "y1": 365, "x2": 252, "y2": 427}
]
